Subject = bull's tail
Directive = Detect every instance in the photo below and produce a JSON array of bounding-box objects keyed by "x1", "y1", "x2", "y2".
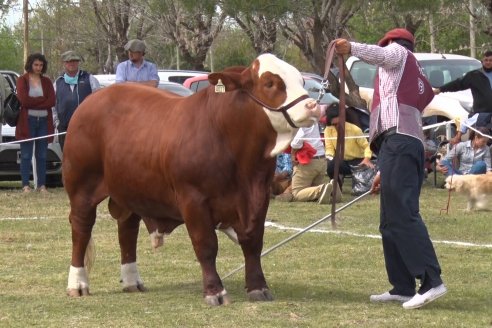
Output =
[{"x1": 84, "y1": 236, "x2": 96, "y2": 274}]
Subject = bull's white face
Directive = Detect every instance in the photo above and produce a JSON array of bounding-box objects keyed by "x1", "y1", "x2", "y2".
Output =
[{"x1": 256, "y1": 54, "x2": 320, "y2": 156}]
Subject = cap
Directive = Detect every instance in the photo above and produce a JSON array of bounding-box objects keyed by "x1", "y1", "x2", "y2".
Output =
[
  {"x1": 61, "y1": 50, "x2": 82, "y2": 62},
  {"x1": 377, "y1": 28, "x2": 415, "y2": 47},
  {"x1": 124, "y1": 39, "x2": 146, "y2": 52}
]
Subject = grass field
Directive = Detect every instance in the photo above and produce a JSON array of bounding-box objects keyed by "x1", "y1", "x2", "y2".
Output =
[{"x1": 0, "y1": 178, "x2": 490, "y2": 328}]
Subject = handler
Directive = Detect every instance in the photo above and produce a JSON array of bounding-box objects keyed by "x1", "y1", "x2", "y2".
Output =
[{"x1": 334, "y1": 28, "x2": 447, "y2": 309}]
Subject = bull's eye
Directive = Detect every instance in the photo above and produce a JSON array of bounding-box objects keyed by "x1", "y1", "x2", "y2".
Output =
[{"x1": 265, "y1": 81, "x2": 274, "y2": 88}]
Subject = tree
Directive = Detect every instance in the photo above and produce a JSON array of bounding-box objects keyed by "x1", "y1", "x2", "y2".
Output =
[
  {"x1": 279, "y1": 0, "x2": 365, "y2": 108},
  {"x1": 220, "y1": 0, "x2": 290, "y2": 54},
  {"x1": 147, "y1": 0, "x2": 226, "y2": 70},
  {"x1": 91, "y1": 0, "x2": 154, "y2": 73}
]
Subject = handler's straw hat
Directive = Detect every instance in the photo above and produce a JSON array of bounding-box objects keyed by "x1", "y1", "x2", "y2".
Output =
[
  {"x1": 378, "y1": 28, "x2": 415, "y2": 47},
  {"x1": 124, "y1": 39, "x2": 146, "y2": 52}
]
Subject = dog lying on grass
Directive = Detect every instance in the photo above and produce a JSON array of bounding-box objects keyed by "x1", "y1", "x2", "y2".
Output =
[{"x1": 445, "y1": 173, "x2": 492, "y2": 211}]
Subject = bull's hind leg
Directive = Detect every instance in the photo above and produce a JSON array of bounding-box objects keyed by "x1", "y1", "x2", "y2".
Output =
[
  {"x1": 117, "y1": 213, "x2": 147, "y2": 292},
  {"x1": 67, "y1": 198, "x2": 97, "y2": 297}
]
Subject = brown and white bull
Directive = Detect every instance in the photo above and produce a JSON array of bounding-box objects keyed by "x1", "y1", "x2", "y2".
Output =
[{"x1": 63, "y1": 54, "x2": 320, "y2": 305}]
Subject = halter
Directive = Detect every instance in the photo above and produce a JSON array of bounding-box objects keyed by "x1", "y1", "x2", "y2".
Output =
[{"x1": 246, "y1": 91, "x2": 309, "y2": 129}]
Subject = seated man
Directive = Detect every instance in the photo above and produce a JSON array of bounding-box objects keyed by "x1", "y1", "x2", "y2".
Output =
[
  {"x1": 436, "y1": 127, "x2": 491, "y2": 176},
  {"x1": 288, "y1": 121, "x2": 341, "y2": 204},
  {"x1": 323, "y1": 107, "x2": 375, "y2": 188}
]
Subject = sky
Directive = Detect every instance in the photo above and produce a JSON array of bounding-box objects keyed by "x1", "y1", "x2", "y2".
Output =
[{"x1": 4, "y1": 0, "x2": 38, "y2": 27}]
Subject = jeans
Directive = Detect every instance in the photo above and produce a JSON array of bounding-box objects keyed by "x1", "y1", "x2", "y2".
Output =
[
  {"x1": 439, "y1": 159, "x2": 487, "y2": 176},
  {"x1": 20, "y1": 116, "x2": 48, "y2": 187}
]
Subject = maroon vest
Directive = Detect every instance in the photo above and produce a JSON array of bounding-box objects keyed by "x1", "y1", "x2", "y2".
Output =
[{"x1": 370, "y1": 50, "x2": 434, "y2": 148}]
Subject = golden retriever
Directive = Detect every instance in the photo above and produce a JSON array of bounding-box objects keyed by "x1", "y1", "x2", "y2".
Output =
[{"x1": 445, "y1": 173, "x2": 492, "y2": 211}]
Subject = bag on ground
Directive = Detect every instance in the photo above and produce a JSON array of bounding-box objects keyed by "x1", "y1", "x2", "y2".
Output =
[{"x1": 350, "y1": 161, "x2": 378, "y2": 196}]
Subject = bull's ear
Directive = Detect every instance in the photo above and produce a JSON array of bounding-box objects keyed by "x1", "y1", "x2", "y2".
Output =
[{"x1": 209, "y1": 72, "x2": 243, "y2": 91}]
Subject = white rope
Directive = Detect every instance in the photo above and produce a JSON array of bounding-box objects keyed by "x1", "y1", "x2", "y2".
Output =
[
  {"x1": 0, "y1": 131, "x2": 66, "y2": 146},
  {"x1": 298, "y1": 119, "x2": 492, "y2": 142}
]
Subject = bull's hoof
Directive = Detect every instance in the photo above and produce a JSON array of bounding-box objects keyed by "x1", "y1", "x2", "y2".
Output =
[
  {"x1": 67, "y1": 288, "x2": 90, "y2": 297},
  {"x1": 123, "y1": 284, "x2": 147, "y2": 293},
  {"x1": 247, "y1": 288, "x2": 274, "y2": 302},
  {"x1": 204, "y1": 289, "x2": 232, "y2": 306}
]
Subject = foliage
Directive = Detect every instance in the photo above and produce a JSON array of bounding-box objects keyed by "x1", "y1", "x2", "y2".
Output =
[
  {"x1": 4, "y1": 0, "x2": 492, "y2": 76},
  {"x1": 0, "y1": 25, "x2": 23, "y2": 71},
  {"x1": 0, "y1": 178, "x2": 490, "y2": 327}
]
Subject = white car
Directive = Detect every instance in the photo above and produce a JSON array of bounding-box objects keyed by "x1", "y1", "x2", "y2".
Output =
[
  {"x1": 94, "y1": 74, "x2": 194, "y2": 97},
  {"x1": 346, "y1": 53, "x2": 482, "y2": 134}
]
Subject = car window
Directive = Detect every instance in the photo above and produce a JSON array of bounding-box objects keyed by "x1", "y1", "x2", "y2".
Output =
[
  {"x1": 349, "y1": 58, "x2": 481, "y2": 88},
  {"x1": 419, "y1": 59, "x2": 482, "y2": 87},
  {"x1": 349, "y1": 62, "x2": 377, "y2": 88},
  {"x1": 194, "y1": 80, "x2": 210, "y2": 92},
  {"x1": 303, "y1": 79, "x2": 338, "y2": 104}
]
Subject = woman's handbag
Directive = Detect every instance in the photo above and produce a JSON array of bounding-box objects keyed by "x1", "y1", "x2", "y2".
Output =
[{"x1": 3, "y1": 92, "x2": 21, "y2": 127}]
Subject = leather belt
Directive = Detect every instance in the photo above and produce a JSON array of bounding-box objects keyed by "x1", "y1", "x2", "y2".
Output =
[
  {"x1": 312, "y1": 155, "x2": 325, "y2": 160},
  {"x1": 372, "y1": 127, "x2": 397, "y2": 153}
]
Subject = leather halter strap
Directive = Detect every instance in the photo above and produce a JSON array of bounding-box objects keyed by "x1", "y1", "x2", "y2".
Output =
[
  {"x1": 323, "y1": 40, "x2": 347, "y2": 229},
  {"x1": 246, "y1": 91, "x2": 309, "y2": 128}
]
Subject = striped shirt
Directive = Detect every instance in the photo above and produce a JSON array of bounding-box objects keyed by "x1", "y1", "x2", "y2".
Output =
[
  {"x1": 350, "y1": 42, "x2": 408, "y2": 136},
  {"x1": 442, "y1": 140, "x2": 491, "y2": 173}
]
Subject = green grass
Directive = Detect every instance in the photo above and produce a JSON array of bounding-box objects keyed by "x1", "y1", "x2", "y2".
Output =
[{"x1": 0, "y1": 177, "x2": 491, "y2": 328}]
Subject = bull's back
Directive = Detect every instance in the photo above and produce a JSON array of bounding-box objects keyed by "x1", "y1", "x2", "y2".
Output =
[{"x1": 63, "y1": 85, "x2": 224, "y2": 211}]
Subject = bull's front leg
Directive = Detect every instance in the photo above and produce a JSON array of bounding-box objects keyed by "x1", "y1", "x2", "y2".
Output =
[
  {"x1": 118, "y1": 214, "x2": 147, "y2": 292},
  {"x1": 240, "y1": 223, "x2": 274, "y2": 302}
]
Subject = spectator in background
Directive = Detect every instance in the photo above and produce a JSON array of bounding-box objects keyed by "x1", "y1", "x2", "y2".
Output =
[
  {"x1": 289, "y1": 121, "x2": 341, "y2": 204},
  {"x1": 16, "y1": 53, "x2": 56, "y2": 193},
  {"x1": 434, "y1": 50, "x2": 492, "y2": 145},
  {"x1": 115, "y1": 39, "x2": 159, "y2": 87},
  {"x1": 54, "y1": 50, "x2": 100, "y2": 150},
  {"x1": 436, "y1": 126, "x2": 491, "y2": 176},
  {"x1": 323, "y1": 105, "x2": 374, "y2": 189}
]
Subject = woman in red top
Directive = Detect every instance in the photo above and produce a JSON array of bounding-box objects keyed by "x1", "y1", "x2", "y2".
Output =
[{"x1": 16, "y1": 53, "x2": 56, "y2": 193}]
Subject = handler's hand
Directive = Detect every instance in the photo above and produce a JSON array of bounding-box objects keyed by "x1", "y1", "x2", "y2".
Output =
[
  {"x1": 360, "y1": 157, "x2": 375, "y2": 169},
  {"x1": 334, "y1": 38, "x2": 351, "y2": 55},
  {"x1": 370, "y1": 173, "x2": 381, "y2": 194}
]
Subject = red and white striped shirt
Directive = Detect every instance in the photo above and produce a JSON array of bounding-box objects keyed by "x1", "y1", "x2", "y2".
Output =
[{"x1": 350, "y1": 42, "x2": 408, "y2": 136}]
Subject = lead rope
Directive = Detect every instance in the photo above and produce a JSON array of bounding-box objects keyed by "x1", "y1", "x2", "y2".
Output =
[{"x1": 322, "y1": 40, "x2": 346, "y2": 229}]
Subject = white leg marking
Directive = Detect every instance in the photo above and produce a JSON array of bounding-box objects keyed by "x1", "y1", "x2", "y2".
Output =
[
  {"x1": 120, "y1": 262, "x2": 144, "y2": 288},
  {"x1": 67, "y1": 265, "x2": 89, "y2": 290}
]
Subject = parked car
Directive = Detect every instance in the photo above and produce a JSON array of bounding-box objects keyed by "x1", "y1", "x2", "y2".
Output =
[
  {"x1": 93, "y1": 74, "x2": 194, "y2": 97},
  {"x1": 183, "y1": 74, "x2": 209, "y2": 92},
  {"x1": 157, "y1": 69, "x2": 208, "y2": 85},
  {"x1": 0, "y1": 70, "x2": 63, "y2": 186},
  {"x1": 346, "y1": 53, "x2": 482, "y2": 128}
]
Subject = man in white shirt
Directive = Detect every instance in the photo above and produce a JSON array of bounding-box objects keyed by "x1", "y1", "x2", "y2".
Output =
[{"x1": 289, "y1": 122, "x2": 341, "y2": 204}]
